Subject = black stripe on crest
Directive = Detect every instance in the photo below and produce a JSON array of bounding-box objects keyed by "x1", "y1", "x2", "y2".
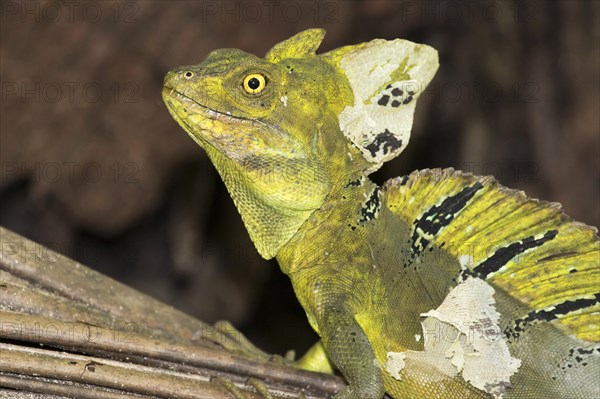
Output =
[
  {"x1": 411, "y1": 182, "x2": 484, "y2": 254},
  {"x1": 506, "y1": 293, "x2": 600, "y2": 340},
  {"x1": 473, "y1": 230, "x2": 558, "y2": 279}
]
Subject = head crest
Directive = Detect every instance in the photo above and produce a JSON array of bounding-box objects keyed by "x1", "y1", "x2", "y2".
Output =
[
  {"x1": 322, "y1": 38, "x2": 439, "y2": 172},
  {"x1": 265, "y1": 28, "x2": 326, "y2": 63}
]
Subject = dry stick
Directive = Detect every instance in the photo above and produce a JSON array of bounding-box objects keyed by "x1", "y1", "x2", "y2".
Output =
[{"x1": 0, "y1": 227, "x2": 345, "y2": 398}]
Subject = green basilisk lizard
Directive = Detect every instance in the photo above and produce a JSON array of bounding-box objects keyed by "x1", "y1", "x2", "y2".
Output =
[{"x1": 162, "y1": 29, "x2": 599, "y2": 398}]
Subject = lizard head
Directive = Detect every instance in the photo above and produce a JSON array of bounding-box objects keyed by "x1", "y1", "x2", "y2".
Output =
[{"x1": 162, "y1": 29, "x2": 438, "y2": 258}]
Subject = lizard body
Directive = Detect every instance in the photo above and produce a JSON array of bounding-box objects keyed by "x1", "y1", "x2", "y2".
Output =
[{"x1": 163, "y1": 29, "x2": 599, "y2": 398}]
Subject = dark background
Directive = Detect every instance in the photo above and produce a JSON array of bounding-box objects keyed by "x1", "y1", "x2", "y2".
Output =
[{"x1": 1, "y1": 0, "x2": 598, "y2": 355}]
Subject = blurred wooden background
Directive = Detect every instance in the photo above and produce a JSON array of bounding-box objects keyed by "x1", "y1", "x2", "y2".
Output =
[{"x1": 1, "y1": 0, "x2": 598, "y2": 356}]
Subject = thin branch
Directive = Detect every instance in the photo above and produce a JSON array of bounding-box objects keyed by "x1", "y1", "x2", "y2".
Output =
[{"x1": 0, "y1": 227, "x2": 345, "y2": 398}]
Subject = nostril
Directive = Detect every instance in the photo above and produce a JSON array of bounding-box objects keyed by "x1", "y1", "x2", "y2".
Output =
[
  {"x1": 163, "y1": 71, "x2": 175, "y2": 87},
  {"x1": 184, "y1": 71, "x2": 193, "y2": 79}
]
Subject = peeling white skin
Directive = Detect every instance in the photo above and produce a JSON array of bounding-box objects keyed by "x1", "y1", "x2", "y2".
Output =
[
  {"x1": 386, "y1": 351, "x2": 406, "y2": 381},
  {"x1": 459, "y1": 254, "x2": 473, "y2": 269},
  {"x1": 337, "y1": 39, "x2": 438, "y2": 171},
  {"x1": 386, "y1": 278, "x2": 521, "y2": 398},
  {"x1": 445, "y1": 340, "x2": 465, "y2": 370}
]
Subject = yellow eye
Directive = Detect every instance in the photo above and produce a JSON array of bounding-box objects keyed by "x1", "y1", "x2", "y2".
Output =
[{"x1": 243, "y1": 73, "x2": 266, "y2": 94}]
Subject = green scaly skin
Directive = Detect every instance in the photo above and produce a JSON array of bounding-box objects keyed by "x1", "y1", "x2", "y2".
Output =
[{"x1": 163, "y1": 29, "x2": 600, "y2": 398}]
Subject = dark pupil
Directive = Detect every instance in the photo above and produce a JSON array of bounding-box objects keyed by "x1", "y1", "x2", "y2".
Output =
[{"x1": 248, "y1": 77, "x2": 261, "y2": 90}]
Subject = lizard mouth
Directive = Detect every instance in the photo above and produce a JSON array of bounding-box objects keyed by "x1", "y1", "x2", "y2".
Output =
[
  {"x1": 161, "y1": 86, "x2": 249, "y2": 152},
  {"x1": 162, "y1": 86, "x2": 289, "y2": 153},
  {"x1": 163, "y1": 86, "x2": 229, "y2": 123},
  {"x1": 162, "y1": 86, "x2": 257, "y2": 125}
]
